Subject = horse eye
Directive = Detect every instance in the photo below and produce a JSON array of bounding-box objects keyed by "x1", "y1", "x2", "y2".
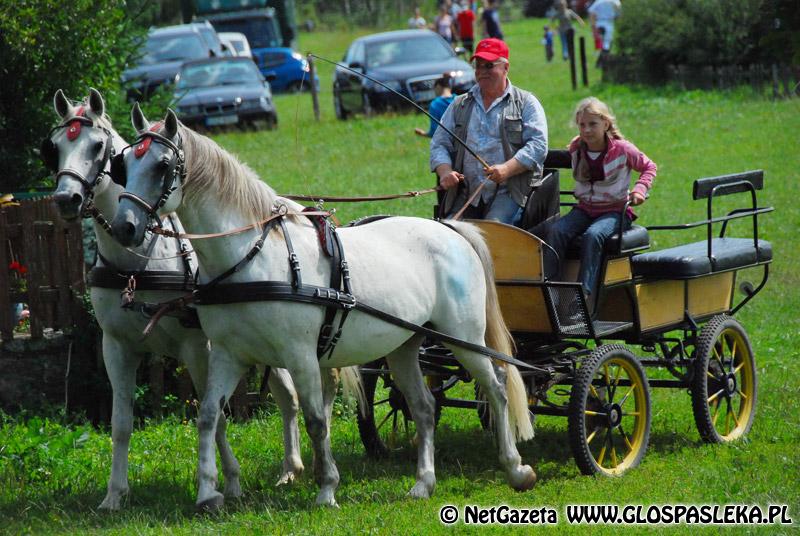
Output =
[
  {"x1": 157, "y1": 158, "x2": 170, "y2": 171},
  {"x1": 94, "y1": 140, "x2": 104, "y2": 152}
]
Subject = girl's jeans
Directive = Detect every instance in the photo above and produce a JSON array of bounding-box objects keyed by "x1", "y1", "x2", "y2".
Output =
[{"x1": 545, "y1": 208, "x2": 631, "y2": 296}]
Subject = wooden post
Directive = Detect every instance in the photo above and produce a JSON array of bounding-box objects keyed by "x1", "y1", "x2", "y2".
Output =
[
  {"x1": 568, "y1": 30, "x2": 577, "y2": 91},
  {"x1": 308, "y1": 53, "x2": 320, "y2": 121},
  {"x1": 579, "y1": 36, "x2": 588, "y2": 87},
  {"x1": 20, "y1": 203, "x2": 42, "y2": 338},
  {"x1": 0, "y1": 206, "x2": 11, "y2": 340}
]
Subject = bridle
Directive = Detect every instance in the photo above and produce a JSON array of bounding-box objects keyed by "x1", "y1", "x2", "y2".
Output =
[
  {"x1": 111, "y1": 128, "x2": 186, "y2": 230},
  {"x1": 41, "y1": 111, "x2": 116, "y2": 222}
]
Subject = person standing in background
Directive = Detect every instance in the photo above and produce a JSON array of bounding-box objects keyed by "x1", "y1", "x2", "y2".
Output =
[
  {"x1": 414, "y1": 74, "x2": 455, "y2": 138},
  {"x1": 456, "y1": 0, "x2": 476, "y2": 53},
  {"x1": 408, "y1": 6, "x2": 427, "y2": 29},
  {"x1": 434, "y1": 4, "x2": 456, "y2": 44},
  {"x1": 551, "y1": 0, "x2": 584, "y2": 61},
  {"x1": 542, "y1": 25, "x2": 554, "y2": 62},
  {"x1": 587, "y1": 0, "x2": 621, "y2": 53},
  {"x1": 481, "y1": 0, "x2": 504, "y2": 40}
]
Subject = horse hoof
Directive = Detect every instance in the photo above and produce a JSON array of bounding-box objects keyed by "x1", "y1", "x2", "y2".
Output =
[
  {"x1": 197, "y1": 491, "x2": 225, "y2": 513},
  {"x1": 224, "y1": 480, "x2": 242, "y2": 498},
  {"x1": 315, "y1": 491, "x2": 339, "y2": 508},
  {"x1": 275, "y1": 471, "x2": 297, "y2": 487},
  {"x1": 511, "y1": 465, "x2": 537, "y2": 492},
  {"x1": 407, "y1": 482, "x2": 433, "y2": 499},
  {"x1": 98, "y1": 496, "x2": 121, "y2": 511}
]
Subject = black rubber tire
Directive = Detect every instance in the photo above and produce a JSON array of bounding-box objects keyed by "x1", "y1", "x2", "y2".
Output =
[
  {"x1": 690, "y1": 315, "x2": 757, "y2": 443},
  {"x1": 568, "y1": 344, "x2": 651, "y2": 476},
  {"x1": 333, "y1": 91, "x2": 349, "y2": 121},
  {"x1": 361, "y1": 92, "x2": 373, "y2": 117},
  {"x1": 356, "y1": 358, "x2": 441, "y2": 458}
]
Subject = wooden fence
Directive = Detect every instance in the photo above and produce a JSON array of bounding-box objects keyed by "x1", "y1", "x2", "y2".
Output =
[{"x1": 1, "y1": 196, "x2": 86, "y2": 341}]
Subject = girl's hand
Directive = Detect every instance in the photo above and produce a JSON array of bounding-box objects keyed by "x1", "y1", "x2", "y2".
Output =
[{"x1": 629, "y1": 191, "x2": 646, "y2": 206}]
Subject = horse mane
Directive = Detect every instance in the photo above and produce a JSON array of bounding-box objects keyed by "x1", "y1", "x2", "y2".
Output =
[{"x1": 178, "y1": 124, "x2": 276, "y2": 222}]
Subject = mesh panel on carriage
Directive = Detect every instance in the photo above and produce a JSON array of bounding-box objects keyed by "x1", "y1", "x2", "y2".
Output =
[{"x1": 545, "y1": 285, "x2": 593, "y2": 338}]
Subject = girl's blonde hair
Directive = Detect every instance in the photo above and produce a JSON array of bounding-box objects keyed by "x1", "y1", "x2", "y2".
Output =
[{"x1": 573, "y1": 97, "x2": 624, "y2": 140}]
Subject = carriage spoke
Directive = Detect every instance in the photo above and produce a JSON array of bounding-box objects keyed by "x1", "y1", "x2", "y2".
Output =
[
  {"x1": 736, "y1": 389, "x2": 747, "y2": 400},
  {"x1": 707, "y1": 388, "x2": 725, "y2": 404},
  {"x1": 618, "y1": 426, "x2": 633, "y2": 453},
  {"x1": 733, "y1": 362, "x2": 745, "y2": 375},
  {"x1": 711, "y1": 398, "x2": 722, "y2": 427},
  {"x1": 706, "y1": 370, "x2": 718, "y2": 381},
  {"x1": 621, "y1": 411, "x2": 640, "y2": 417},
  {"x1": 618, "y1": 385, "x2": 636, "y2": 408},
  {"x1": 589, "y1": 384, "x2": 601, "y2": 400},
  {"x1": 728, "y1": 339, "x2": 738, "y2": 373},
  {"x1": 376, "y1": 407, "x2": 397, "y2": 433},
  {"x1": 724, "y1": 404, "x2": 732, "y2": 435},
  {"x1": 712, "y1": 344, "x2": 725, "y2": 369},
  {"x1": 586, "y1": 426, "x2": 602, "y2": 444},
  {"x1": 584, "y1": 410, "x2": 607, "y2": 417},
  {"x1": 729, "y1": 401, "x2": 741, "y2": 428},
  {"x1": 374, "y1": 397, "x2": 391, "y2": 406},
  {"x1": 610, "y1": 444, "x2": 618, "y2": 467},
  {"x1": 610, "y1": 364, "x2": 623, "y2": 400}
]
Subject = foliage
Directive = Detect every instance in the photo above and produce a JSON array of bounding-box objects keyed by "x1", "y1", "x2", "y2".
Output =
[
  {"x1": 615, "y1": 0, "x2": 797, "y2": 83},
  {"x1": 0, "y1": 0, "x2": 175, "y2": 194}
]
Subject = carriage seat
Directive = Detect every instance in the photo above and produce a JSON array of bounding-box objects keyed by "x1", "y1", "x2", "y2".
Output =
[
  {"x1": 631, "y1": 238, "x2": 772, "y2": 279},
  {"x1": 565, "y1": 224, "x2": 650, "y2": 259}
]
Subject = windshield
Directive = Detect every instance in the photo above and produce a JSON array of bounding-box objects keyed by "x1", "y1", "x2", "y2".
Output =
[
  {"x1": 143, "y1": 34, "x2": 209, "y2": 64},
  {"x1": 176, "y1": 61, "x2": 261, "y2": 89},
  {"x1": 212, "y1": 18, "x2": 281, "y2": 49},
  {"x1": 365, "y1": 36, "x2": 454, "y2": 68}
]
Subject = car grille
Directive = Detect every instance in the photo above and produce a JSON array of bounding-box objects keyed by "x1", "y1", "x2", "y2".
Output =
[
  {"x1": 407, "y1": 76, "x2": 438, "y2": 103},
  {"x1": 203, "y1": 103, "x2": 237, "y2": 114}
]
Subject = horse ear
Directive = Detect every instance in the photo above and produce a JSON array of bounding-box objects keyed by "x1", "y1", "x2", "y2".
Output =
[
  {"x1": 164, "y1": 109, "x2": 179, "y2": 139},
  {"x1": 88, "y1": 88, "x2": 105, "y2": 117},
  {"x1": 54, "y1": 89, "x2": 72, "y2": 118},
  {"x1": 131, "y1": 102, "x2": 149, "y2": 133}
]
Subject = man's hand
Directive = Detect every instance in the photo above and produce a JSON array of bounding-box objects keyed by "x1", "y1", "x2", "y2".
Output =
[
  {"x1": 484, "y1": 158, "x2": 526, "y2": 185},
  {"x1": 414, "y1": 127, "x2": 428, "y2": 137},
  {"x1": 439, "y1": 170, "x2": 464, "y2": 190},
  {"x1": 629, "y1": 191, "x2": 646, "y2": 206}
]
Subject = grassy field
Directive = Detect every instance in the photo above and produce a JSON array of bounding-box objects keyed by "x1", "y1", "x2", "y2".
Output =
[{"x1": 2, "y1": 17, "x2": 799, "y2": 534}]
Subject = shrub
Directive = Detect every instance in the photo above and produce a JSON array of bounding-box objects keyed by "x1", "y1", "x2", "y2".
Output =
[{"x1": 615, "y1": 0, "x2": 797, "y2": 84}]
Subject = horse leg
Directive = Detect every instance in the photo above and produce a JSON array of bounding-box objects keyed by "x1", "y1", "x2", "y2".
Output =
[
  {"x1": 384, "y1": 335, "x2": 437, "y2": 498},
  {"x1": 98, "y1": 337, "x2": 142, "y2": 511},
  {"x1": 267, "y1": 367, "x2": 305, "y2": 486},
  {"x1": 180, "y1": 338, "x2": 242, "y2": 499},
  {"x1": 287, "y1": 359, "x2": 340, "y2": 507},
  {"x1": 321, "y1": 368, "x2": 339, "y2": 433},
  {"x1": 196, "y1": 346, "x2": 248, "y2": 511},
  {"x1": 447, "y1": 349, "x2": 536, "y2": 491}
]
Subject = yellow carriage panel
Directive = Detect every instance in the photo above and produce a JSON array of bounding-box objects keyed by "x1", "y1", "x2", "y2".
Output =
[
  {"x1": 604, "y1": 257, "x2": 632, "y2": 284},
  {"x1": 636, "y1": 280, "x2": 685, "y2": 330},
  {"x1": 688, "y1": 272, "x2": 734, "y2": 317},
  {"x1": 497, "y1": 284, "x2": 553, "y2": 332},
  {"x1": 469, "y1": 220, "x2": 544, "y2": 281}
]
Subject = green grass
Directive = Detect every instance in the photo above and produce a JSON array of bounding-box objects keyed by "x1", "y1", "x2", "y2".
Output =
[{"x1": 2, "y1": 17, "x2": 799, "y2": 534}]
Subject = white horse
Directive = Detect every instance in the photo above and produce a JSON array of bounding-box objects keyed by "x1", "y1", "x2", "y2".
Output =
[
  {"x1": 109, "y1": 106, "x2": 536, "y2": 510},
  {"x1": 46, "y1": 89, "x2": 312, "y2": 509}
]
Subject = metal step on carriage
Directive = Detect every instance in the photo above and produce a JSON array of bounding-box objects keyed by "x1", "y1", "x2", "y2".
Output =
[{"x1": 356, "y1": 151, "x2": 773, "y2": 476}]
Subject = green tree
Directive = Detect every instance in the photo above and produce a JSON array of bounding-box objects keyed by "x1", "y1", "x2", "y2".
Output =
[{"x1": 0, "y1": 0, "x2": 146, "y2": 193}]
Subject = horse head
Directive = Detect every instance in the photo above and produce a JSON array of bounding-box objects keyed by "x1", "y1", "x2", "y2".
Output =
[
  {"x1": 46, "y1": 88, "x2": 120, "y2": 220},
  {"x1": 111, "y1": 104, "x2": 185, "y2": 247}
]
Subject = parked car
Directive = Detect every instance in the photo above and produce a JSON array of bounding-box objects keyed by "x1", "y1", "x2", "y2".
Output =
[
  {"x1": 219, "y1": 31, "x2": 252, "y2": 58},
  {"x1": 121, "y1": 22, "x2": 226, "y2": 101},
  {"x1": 333, "y1": 29, "x2": 476, "y2": 120},
  {"x1": 197, "y1": 8, "x2": 317, "y2": 93},
  {"x1": 173, "y1": 57, "x2": 277, "y2": 130}
]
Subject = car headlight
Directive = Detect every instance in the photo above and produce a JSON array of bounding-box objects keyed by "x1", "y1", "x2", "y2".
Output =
[
  {"x1": 292, "y1": 52, "x2": 304, "y2": 61},
  {"x1": 259, "y1": 96, "x2": 270, "y2": 109},
  {"x1": 450, "y1": 70, "x2": 475, "y2": 87}
]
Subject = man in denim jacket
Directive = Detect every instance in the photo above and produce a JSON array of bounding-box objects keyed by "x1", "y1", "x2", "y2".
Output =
[{"x1": 430, "y1": 38, "x2": 548, "y2": 224}]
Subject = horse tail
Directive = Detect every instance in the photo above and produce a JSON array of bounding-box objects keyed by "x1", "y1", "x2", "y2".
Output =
[
  {"x1": 446, "y1": 221, "x2": 534, "y2": 443},
  {"x1": 339, "y1": 366, "x2": 367, "y2": 418}
]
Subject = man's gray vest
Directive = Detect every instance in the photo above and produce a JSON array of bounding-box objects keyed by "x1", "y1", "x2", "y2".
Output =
[{"x1": 441, "y1": 85, "x2": 542, "y2": 216}]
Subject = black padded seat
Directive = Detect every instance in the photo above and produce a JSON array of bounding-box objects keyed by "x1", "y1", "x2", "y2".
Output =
[
  {"x1": 566, "y1": 224, "x2": 650, "y2": 258},
  {"x1": 631, "y1": 238, "x2": 772, "y2": 278}
]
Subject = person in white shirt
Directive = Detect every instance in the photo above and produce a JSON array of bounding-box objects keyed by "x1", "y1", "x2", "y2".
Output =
[
  {"x1": 588, "y1": 0, "x2": 621, "y2": 52},
  {"x1": 408, "y1": 7, "x2": 426, "y2": 29}
]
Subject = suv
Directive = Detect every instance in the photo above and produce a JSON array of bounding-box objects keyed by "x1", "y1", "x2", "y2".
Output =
[{"x1": 121, "y1": 22, "x2": 226, "y2": 101}]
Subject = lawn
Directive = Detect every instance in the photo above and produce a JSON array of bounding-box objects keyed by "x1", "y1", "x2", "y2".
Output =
[{"x1": 1, "y1": 17, "x2": 799, "y2": 534}]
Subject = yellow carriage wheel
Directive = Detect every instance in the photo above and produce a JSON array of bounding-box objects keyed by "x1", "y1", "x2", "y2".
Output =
[
  {"x1": 691, "y1": 315, "x2": 757, "y2": 443},
  {"x1": 568, "y1": 345, "x2": 651, "y2": 476}
]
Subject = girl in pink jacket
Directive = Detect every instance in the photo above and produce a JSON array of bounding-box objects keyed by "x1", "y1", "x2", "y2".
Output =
[{"x1": 546, "y1": 97, "x2": 657, "y2": 313}]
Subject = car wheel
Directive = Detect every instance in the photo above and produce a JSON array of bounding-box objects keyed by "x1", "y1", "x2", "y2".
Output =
[
  {"x1": 362, "y1": 92, "x2": 373, "y2": 117},
  {"x1": 266, "y1": 113, "x2": 278, "y2": 130},
  {"x1": 287, "y1": 80, "x2": 305, "y2": 93},
  {"x1": 334, "y1": 91, "x2": 349, "y2": 121}
]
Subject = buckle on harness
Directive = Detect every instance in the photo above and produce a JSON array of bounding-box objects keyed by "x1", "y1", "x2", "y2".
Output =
[{"x1": 314, "y1": 288, "x2": 356, "y2": 309}]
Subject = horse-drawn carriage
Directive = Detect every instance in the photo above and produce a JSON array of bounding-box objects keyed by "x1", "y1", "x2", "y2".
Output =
[{"x1": 356, "y1": 154, "x2": 773, "y2": 476}]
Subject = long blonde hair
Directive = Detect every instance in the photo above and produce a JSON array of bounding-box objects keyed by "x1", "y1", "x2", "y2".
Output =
[{"x1": 573, "y1": 97, "x2": 624, "y2": 140}]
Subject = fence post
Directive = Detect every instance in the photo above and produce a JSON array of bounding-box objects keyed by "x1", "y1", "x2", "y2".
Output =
[
  {"x1": 0, "y1": 207, "x2": 11, "y2": 340},
  {"x1": 568, "y1": 29, "x2": 577, "y2": 90},
  {"x1": 579, "y1": 36, "x2": 588, "y2": 87},
  {"x1": 308, "y1": 53, "x2": 320, "y2": 121}
]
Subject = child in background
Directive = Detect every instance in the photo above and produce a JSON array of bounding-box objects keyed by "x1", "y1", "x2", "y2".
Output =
[
  {"x1": 414, "y1": 74, "x2": 455, "y2": 137},
  {"x1": 545, "y1": 97, "x2": 657, "y2": 312},
  {"x1": 542, "y1": 25, "x2": 554, "y2": 62}
]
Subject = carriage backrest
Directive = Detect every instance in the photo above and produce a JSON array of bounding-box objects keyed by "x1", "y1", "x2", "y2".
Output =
[{"x1": 693, "y1": 170, "x2": 763, "y2": 200}]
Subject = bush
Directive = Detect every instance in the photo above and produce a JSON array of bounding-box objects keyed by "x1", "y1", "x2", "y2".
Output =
[
  {"x1": 0, "y1": 0, "x2": 148, "y2": 193},
  {"x1": 615, "y1": 0, "x2": 797, "y2": 84}
]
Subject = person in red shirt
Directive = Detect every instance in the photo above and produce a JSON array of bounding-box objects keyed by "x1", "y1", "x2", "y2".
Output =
[{"x1": 455, "y1": 1, "x2": 476, "y2": 54}]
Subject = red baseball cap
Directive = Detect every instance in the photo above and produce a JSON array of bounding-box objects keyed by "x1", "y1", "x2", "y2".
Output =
[{"x1": 471, "y1": 38, "x2": 509, "y2": 62}]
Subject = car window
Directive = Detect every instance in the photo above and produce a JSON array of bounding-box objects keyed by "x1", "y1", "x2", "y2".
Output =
[
  {"x1": 346, "y1": 42, "x2": 365, "y2": 65},
  {"x1": 212, "y1": 18, "x2": 281, "y2": 49},
  {"x1": 262, "y1": 52, "x2": 285, "y2": 68},
  {"x1": 144, "y1": 34, "x2": 209, "y2": 64},
  {"x1": 198, "y1": 26, "x2": 223, "y2": 55},
  {"x1": 365, "y1": 36, "x2": 453, "y2": 68},
  {"x1": 177, "y1": 61, "x2": 261, "y2": 90}
]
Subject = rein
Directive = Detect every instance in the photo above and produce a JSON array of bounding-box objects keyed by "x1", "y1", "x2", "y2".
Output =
[{"x1": 282, "y1": 187, "x2": 441, "y2": 203}]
